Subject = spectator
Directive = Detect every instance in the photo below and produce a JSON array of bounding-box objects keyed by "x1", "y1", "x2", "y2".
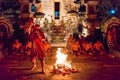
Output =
[
  {"x1": 93, "y1": 40, "x2": 106, "y2": 55},
  {"x1": 84, "y1": 42, "x2": 93, "y2": 55},
  {"x1": 12, "y1": 39, "x2": 23, "y2": 55},
  {"x1": 72, "y1": 40, "x2": 80, "y2": 57}
]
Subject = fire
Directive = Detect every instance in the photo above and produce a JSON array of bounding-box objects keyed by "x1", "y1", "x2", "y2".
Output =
[
  {"x1": 50, "y1": 48, "x2": 78, "y2": 76},
  {"x1": 55, "y1": 48, "x2": 71, "y2": 68}
]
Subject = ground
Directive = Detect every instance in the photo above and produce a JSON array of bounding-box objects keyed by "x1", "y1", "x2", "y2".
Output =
[{"x1": 0, "y1": 47, "x2": 120, "y2": 80}]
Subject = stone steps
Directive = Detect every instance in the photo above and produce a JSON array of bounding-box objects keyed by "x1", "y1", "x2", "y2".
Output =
[{"x1": 50, "y1": 23, "x2": 67, "y2": 44}]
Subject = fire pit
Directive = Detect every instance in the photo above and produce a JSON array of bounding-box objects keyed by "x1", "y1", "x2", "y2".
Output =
[{"x1": 50, "y1": 48, "x2": 78, "y2": 76}]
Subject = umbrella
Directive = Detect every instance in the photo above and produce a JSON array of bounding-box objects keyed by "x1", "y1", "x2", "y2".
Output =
[
  {"x1": 74, "y1": 0, "x2": 81, "y2": 4},
  {"x1": 67, "y1": 10, "x2": 78, "y2": 16},
  {"x1": 34, "y1": 12, "x2": 45, "y2": 18}
]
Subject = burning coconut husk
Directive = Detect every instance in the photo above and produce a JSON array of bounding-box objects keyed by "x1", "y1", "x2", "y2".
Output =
[{"x1": 50, "y1": 48, "x2": 78, "y2": 76}]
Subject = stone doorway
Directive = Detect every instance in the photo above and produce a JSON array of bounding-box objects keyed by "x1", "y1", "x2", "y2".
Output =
[
  {"x1": 103, "y1": 17, "x2": 120, "y2": 50},
  {"x1": 107, "y1": 25, "x2": 120, "y2": 50},
  {"x1": 0, "y1": 17, "x2": 13, "y2": 49}
]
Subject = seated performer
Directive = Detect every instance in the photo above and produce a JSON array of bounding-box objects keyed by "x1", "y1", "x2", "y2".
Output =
[
  {"x1": 12, "y1": 39, "x2": 23, "y2": 55},
  {"x1": 93, "y1": 40, "x2": 106, "y2": 55},
  {"x1": 24, "y1": 40, "x2": 33, "y2": 56},
  {"x1": 72, "y1": 40, "x2": 80, "y2": 57},
  {"x1": 84, "y1": 42, "x2": 93, "y2": 55}
]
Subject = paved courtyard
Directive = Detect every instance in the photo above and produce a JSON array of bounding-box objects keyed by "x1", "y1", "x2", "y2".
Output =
[{"x1": 0, "y1": 47, "x2": 120, "y2": 80}]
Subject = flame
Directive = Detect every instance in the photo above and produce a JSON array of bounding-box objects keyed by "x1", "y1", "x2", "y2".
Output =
[{"x1": 55, "y1": 48, "x2": 71, "y2": 68}]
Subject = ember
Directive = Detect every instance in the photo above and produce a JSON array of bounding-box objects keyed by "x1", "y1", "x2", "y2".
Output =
[{"x1": 51, "y1": 48, "x2": 78, "y2": 76}]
